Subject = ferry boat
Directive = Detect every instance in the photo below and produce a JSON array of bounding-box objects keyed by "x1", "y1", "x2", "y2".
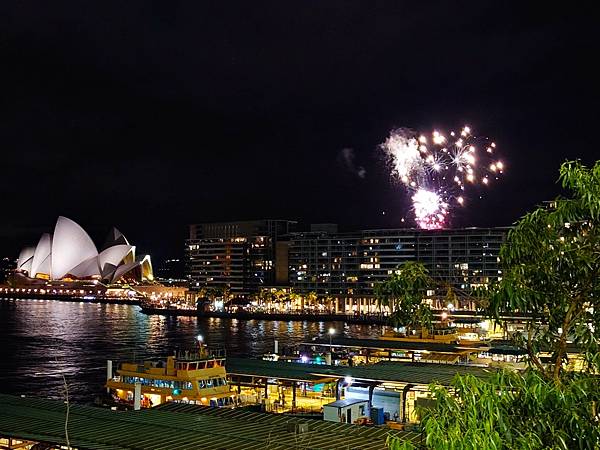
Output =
[
  {"x1": 106, "y1": 344, "x2": 237, "y2": 408},
  {"x1": 456, "y1": 328, "x2": 490, "y2": 346},
  {"x1": 379, "y1": 326, "x2": 459, "y2": 344},
  {"x1": 378, "y1": 307, "x2": 492, "y2": 348}
]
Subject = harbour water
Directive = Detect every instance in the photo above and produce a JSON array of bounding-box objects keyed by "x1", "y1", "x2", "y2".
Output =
[{"x1": 0, "y1": 298, "x2": 382, "y2": 403}]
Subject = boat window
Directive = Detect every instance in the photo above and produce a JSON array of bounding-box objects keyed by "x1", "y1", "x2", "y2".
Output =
[
  {"x1": 120, "y1": 376, "x2": 188, "y2": 390},
  {"x1": 206, "y1": 361, "x2": 214, "y2": 368},
  {"x1": 207, "y1": 377, "x2": 227, "y2": 387},
  {"x1": 206, "y1": 379, "x2": 214, "y2": 388},
  {"x1": 189, "y1": 362, "x2": 198, "y2": 370},
  {"x1": 198, "y1": 379, "x2": 206, "y2": 389},
  {"x1": 174, "y1": 381, "x2": 193, "y2": 390}
]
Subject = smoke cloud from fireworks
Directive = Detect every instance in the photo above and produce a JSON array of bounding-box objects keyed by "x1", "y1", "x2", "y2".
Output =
[{"x1": 380, "y1": 126, "x2": 505, "y2": 229}]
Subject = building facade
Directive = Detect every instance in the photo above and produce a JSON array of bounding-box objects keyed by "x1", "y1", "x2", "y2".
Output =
[
  {"x1": 0, "y1": 257, "x2": 15, "y2": 284},
  {"x1": 186, "y1": 220, "x2": 296, "y2": 296},
  {"x1": 287, "y1": 229, "x2": 362, "y2": 296},
  {"x1": 288, "y1": 227, "x2": 509, "y2": 300}
]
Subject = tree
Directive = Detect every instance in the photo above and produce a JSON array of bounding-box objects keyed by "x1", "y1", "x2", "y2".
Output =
[
  {"x1": 221, "y1": 285, "x2": 231, "y2": 302},
  {"x1": 444, "y1": 285, "x2": 458, "y2": 311},
  {"x1": 417, "y1": 370, "x2": 600, "y2": 450},
  {"x1": 306, "y1": 291, "x2": 318, "y2": 309},
  {"x1": 323, "y1": 294, "x2": 336, "y2": 313},
  {"x1": 374, "y1": 261, "x2": 433, "y2": 334},
  {"x1": 387, "y1": 161, "x2": 600, "y2": 449},
  {"x1": 487, "y1": 160, "x2": 600, "y2": 381}
]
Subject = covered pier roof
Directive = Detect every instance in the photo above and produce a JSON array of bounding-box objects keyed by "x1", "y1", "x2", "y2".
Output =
[
  {"x1": 226, "y1": 358, "x2": 493, "y2": 386},
  {"x1": 302, "y1": 337, "x2": 487, "y2": 353},
  {"x1": 0, "y1": 393, "x2": 419, "y2": 449}
]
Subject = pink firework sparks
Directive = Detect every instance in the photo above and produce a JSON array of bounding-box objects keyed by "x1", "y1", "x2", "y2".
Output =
[{"x1": 380, "y1": 125, "x2": 505, "y2": 229}]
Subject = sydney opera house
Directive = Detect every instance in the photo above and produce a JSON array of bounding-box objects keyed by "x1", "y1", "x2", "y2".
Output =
[{"x1": 12, "y1": 216, "x2": 153, "y2": 287}]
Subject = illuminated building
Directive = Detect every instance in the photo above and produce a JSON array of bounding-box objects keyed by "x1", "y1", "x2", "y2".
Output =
[
  {"x1": 287, "y1": 224, "x2": 362, "y2": 296},
  {"x1": 361, "y1": 227, "x2": 508, "y2": 292},
  {"x1": 0, "y1": 257, "x2": 15, "y2": 284},
  {"x1": 288, "y1": 226, "x2": 509, "y2": 300},
  {"x1": 155, "y1": 258, "x2": 186, "y2": 285},
  {"x1": 12, "y1": 216, "x2": 153, "y2": 285},
  {"x1": 186, "y1": 220, "x2": 296, "y2": 296}
]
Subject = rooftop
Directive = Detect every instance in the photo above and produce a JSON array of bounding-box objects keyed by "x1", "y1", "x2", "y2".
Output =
[
  {"x1": 303, "y1": 336, "x2": 486, "y2": 353},
  {"x1": 0, "y1": 394, "x2": 420, "y2": 450},
  {"x1": 324, "y1": 399, "x2": 369, "y2": 408},
  {"x1": 226, "y1": 358, "x2": 494, "y2": 386}
]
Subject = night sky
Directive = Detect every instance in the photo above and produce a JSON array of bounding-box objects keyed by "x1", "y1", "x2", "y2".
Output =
[{"x1": 1, "y1": 2, "x2": 598, "y2": 261}]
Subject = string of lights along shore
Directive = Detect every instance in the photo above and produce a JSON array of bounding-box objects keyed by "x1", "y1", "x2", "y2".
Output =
[{"x1": 380, "y1": 125, "x2": 505, "y2": 230}]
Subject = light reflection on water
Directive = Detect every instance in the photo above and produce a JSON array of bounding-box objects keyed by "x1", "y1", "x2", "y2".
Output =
[{"x1": 0, "y1": 298, "x2": 382, "y2": 403}]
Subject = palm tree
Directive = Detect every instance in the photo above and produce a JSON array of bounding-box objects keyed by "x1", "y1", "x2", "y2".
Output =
[{"x1": 306, "y1": 291, "x2": 318, "y2": 311}]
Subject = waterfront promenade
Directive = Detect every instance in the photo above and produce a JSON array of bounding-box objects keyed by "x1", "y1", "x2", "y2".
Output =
[
  {"x1": 0, "y1": 285, "x2": 141, "y2": 304},
  {"x1": 1, "y1": 289, "x2": 528, "y2": 326},
  {"x1": 140, "y1": 305, "x2": 390, "y2": 325}
]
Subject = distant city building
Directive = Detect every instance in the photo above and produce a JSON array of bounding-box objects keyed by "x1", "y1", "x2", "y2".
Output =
[
  {"x1": 12, "y1": 216, "x2": 153, "y2": 286},
  {"x1": 0, "y1": 257, "x2": 15, "y2": 284},
  {"x1": 185, "y1": 220, "x2": 296, "y2": 295},
  {"x1": 155, "y1": 258, "x2": 185, "y2": 282},
  {"x1": 287, "y1": 226, "x2": 509, "y2": 298}
]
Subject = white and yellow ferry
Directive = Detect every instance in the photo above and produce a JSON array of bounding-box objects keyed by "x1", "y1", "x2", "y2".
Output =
[{"x1": 106, "y1": 344, "x2": 237, "y2": 408}]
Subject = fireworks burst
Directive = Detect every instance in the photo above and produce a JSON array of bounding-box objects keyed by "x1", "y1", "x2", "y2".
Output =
[{"x1": 380, "y1": 126, "x2": 504, "y2": 229}]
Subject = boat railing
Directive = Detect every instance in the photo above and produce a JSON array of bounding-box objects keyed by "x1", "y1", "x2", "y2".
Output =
[
  {"x1": 175, "y1": 345, "x2": 227, "y2": 361},
  {"x1": 115, "y1": 346, "x2": 227, "y2": 370}
]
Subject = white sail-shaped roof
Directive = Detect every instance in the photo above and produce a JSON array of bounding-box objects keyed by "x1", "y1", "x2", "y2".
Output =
[
  {"x1": 67, "y1": 256, "x2": 101, "y2": 278},
  {"x1": 123, "y1": 246, "x2": 136, "y2": 264},
  {"x1": 31, "y1": 233, "x2": 52, "y2": 278},
  {"x1": 35, "y1": 254, "x2": 52, "y2": 278},
  {"x1": 17, "y1": 246, "x2": 36, "y2": 270},
  {"x1": 51, "y1": 216, "x2": 99, "y2": 279},
  {"x1": 15, "y1": 217, "x2": 153, "y2": 283},
  {"x1": 21, "y1": 259, "x2": 33, "y2": 275},
  {"x1": 98, "y1": 245, "x2": 133, "y2": 271},
  {"x1": 101, "y1": 263, "x2": 118, "y2": 280},
  {"x1": 102, "y1": 227, "x2": 129, "y2": 250},
  {"x1": 140, "y1": 255, "x2": 154, "y2": 281},
  {"x1": 111, "y1": 261, "x2": 140, "y2": 283}
]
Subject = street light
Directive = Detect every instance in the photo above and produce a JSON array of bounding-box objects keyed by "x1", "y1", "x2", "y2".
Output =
[
  {"x1": 197, "y1": 334, "x2": 204, "y2": 344},
  {"x1": 328, "y1": 327, "x2": 335, "y2": 346}
]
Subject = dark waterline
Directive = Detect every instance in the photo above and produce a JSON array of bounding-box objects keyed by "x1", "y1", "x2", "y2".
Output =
[{"x1": 0, "y1": 298, "x2": 383, "y2": 403}]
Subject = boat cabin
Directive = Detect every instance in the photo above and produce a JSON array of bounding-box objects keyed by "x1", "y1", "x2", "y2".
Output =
[{"x1": 106, "y1": 347, "x2": 236, "y2": 408}]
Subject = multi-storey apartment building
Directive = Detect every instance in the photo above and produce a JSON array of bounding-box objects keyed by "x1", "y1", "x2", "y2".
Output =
[
  {"x1": 186, "y1": 220, "x2": 296, "y2": 295},
  {"x1": 288, "y1": 226, "x2": 509, "y2": 299},
  {"x1": 287, "y1": 226, "x2": 362, "y2": 296},
  {"x1": 186, "y1": 219, "x2": 509, "y2": 304}
]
